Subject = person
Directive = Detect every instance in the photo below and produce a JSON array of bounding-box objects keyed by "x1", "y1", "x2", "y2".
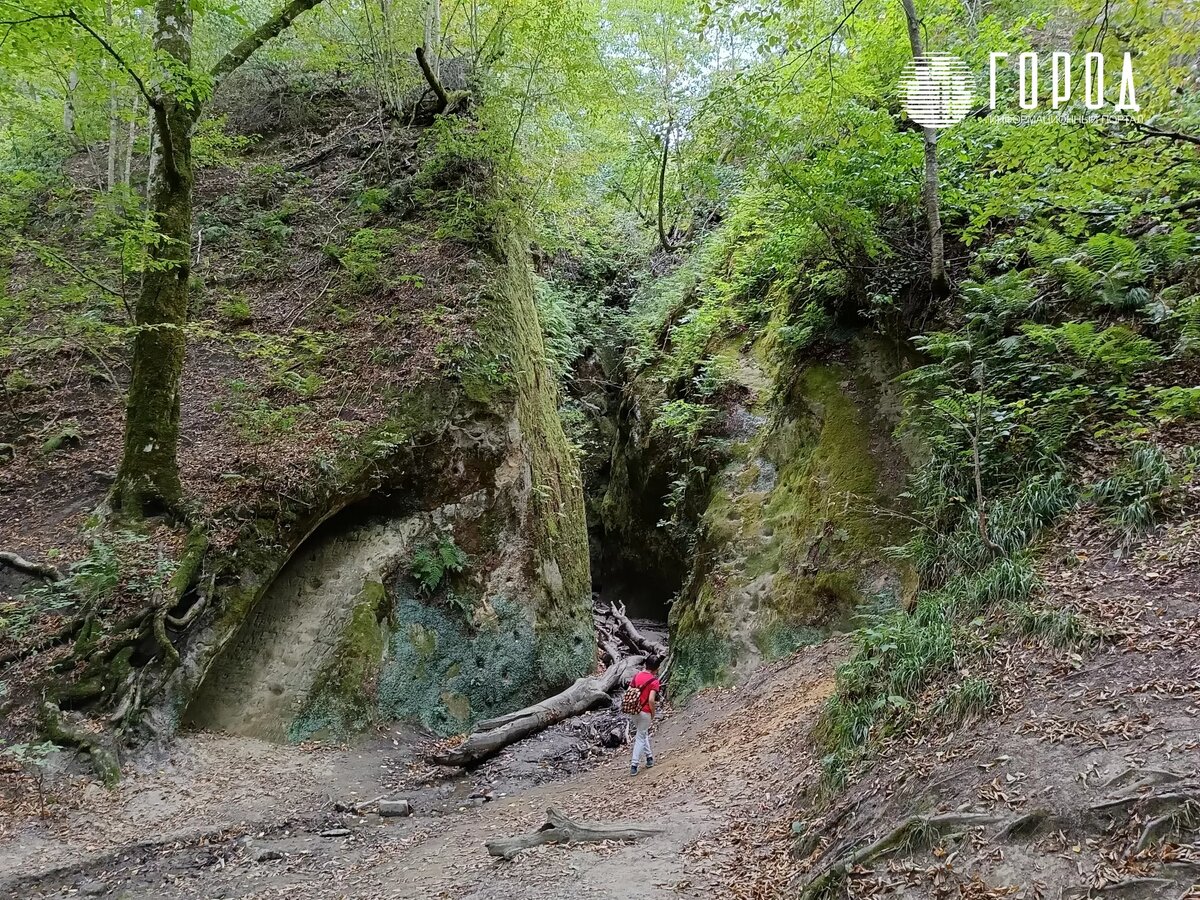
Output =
[{"x1": 629, "y1": 656, "x2": 662, "y2": 775}]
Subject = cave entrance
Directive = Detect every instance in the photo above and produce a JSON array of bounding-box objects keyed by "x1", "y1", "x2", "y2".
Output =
[{"x1": 589, "y1": 531, "x2": 681, "y2": 650}]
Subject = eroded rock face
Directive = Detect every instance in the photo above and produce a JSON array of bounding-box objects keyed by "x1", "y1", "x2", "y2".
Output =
[
  {"x1": 180, "y1": 221, "x2": 593, "y2": 742},
  {"x1": 600, "y1": 338, "x2": 916, "y2": 699}
]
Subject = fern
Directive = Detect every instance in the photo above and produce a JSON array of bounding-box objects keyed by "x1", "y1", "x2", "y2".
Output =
[
  {"x1": 1173, "y1": 295, "x2": 1200, "y2": 357},
  {"x1": 410, "y1": 535, "x2": 469, "y2": 594},
  {"x1": 1027, "y1": 230, "x2": 1075, "y2": 267},
  {"x1": 1142, "y1": 226, "x2": 1196, "y2": 270},
  {"x1": 1021, "y1": 322, "x2": 1161, "y2": 377},
  {"x1": 1084, "y1": 233, "x2": 1142, "y2": 271}
]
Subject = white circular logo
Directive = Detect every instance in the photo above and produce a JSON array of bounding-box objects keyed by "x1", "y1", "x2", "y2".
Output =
[{"x1": 900, "y1": 54, "x2": 975, "y2": 129}]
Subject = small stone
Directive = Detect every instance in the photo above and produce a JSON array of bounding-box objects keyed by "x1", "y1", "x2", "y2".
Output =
[
  {"x1": 378, "y1": 799, "x2": 412, "y2": 818},
  {"x1": 79, "y1": 881, "x2": 108, "y2": 896},
  {"x1": 320, "y1": 827, "x2": 351, "y2": 837},
  {"x1": 253, "y1": 847, "x2": 285, "y2": 862}
]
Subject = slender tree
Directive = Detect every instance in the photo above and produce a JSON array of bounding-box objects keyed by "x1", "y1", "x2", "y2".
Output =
[
  {"x1": 3, "y1": 0, "x2": 333, "y2": 517},
  {"x1": 899, "y1": 0, "x2": 949, "y2": 297}
]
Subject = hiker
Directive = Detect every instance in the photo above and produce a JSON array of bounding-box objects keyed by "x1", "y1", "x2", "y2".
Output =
[{"x1": 628, "y1": 656, "x2": 662, "y2": 775}]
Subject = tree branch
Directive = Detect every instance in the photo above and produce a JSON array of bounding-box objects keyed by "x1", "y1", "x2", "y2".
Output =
[
  {"x1": 0, "y1": 10, "x2": 183, "y2": 187},
  {"x1": 415, "y1": 45, "x2": 448, "y2": 114},
  {"x1": 0, "y1": 11, "x2": 156, "y2": 111},
  {"x1": 209, "y1": 0, "x2": 330, "y2": 92},
  {"x1": 0, "y1": 551, "x2": 65, "y2": 582},
  {"x1": 1127, "y1": 121, "x2": 1200, "y2": 147},
  {"x1": 486, "y1": 807, "x2": 662, "y2": 861}
]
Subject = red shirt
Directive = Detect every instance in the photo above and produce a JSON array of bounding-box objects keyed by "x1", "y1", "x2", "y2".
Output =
[{"x1": 631, "y1": 670, "x2": 661, "y2": 713}]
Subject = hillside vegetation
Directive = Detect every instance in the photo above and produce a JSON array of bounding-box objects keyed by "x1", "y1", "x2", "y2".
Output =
[{"x1": 2, "y1": 0, "x2": 1200, "y2": 895}]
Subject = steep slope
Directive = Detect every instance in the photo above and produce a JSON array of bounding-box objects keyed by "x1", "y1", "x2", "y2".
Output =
[{"x1": 0, "y1": 89, "x2": 592, "y2": 759}]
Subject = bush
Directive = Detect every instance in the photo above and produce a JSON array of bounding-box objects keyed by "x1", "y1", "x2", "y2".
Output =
[{"x1": 218, "y1": 294, "x2": 253, "y2": 325}]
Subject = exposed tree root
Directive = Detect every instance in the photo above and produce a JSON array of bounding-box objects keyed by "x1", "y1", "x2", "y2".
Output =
[
  {"x1": 0, "y1": 550, "x2": 64, "y2": 582},
  {"x1": 39, "y1": 701, "x2": 121, "y2": 786},
  {"x1": 1092, "y1": 788, "x2": 1200, "y2": 815},
  {"x1": 485, "y1": 806, "x2": 661, "y2": 860},
  {"x1": 1135, "y1": 799, "x2": 1200, "y2": 851},
  {"x1": 797, "y1": 812, "x2": 1009, "y2": 900},
  {"x1": 1064, "y1": 877, "x2": 1173, "y2": 899},
  {"x1": 996, "y1": 807, "x2": 1051, "y2": 839},
  {"x1": 1102, "y1": 768, "x2": 1185, "y2": 792}
]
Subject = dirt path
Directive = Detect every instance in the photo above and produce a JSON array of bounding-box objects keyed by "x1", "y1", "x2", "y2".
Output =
[{"x1": 1, "y1": 640, "x2": 846, "y2": 900}]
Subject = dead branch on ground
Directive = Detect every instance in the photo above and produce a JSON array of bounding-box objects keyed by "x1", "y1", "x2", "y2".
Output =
[{"x1": 486, "y1": 806, "x2": 661, "y2": 860}]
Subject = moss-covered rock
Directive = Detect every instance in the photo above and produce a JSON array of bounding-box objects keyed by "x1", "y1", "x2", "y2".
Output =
[
  {"x1": 668, "y1": 339, "x2": 916, "y2": 698},
  {"x1": 175, "y1": 205, "x2": 593, "y2": 743},
  {"x1": 378, "y1": 592, "x2": 543, "y2": 734},
  {"x1": 288, "y1": 579, "x2": 389, "y2": 742}
]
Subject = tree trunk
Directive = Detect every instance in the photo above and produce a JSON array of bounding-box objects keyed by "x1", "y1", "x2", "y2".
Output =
[
  {"x1": 899, "y1": 0, "x2": 948, "y2": 297},
  {"x1": 656, "y1": 130, "x2": 675, "y2": 252},
  {"x1": 123, "y1": 94, "x2": 139, "y2": 188},
  {"x1": 105, "y1": 0, "x2": 329, "y2": 519},
  {"x1": 429, "y1": 653, "x2": 643, "y2": 766},
  {"x1": 424, "y1": 0, "x2": 441, "y2": 79},
  {"x1": 105, "y1": 0, "x2": 118, "y2": 189},
  {"x1": 63, "y1": 69, "x2": 79, "y2": 139},
  {"x1": 109, "y1": 0, "x2": 195, "y2": 518}
]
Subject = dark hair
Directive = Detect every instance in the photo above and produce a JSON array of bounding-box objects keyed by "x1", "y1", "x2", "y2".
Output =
[{"x1": 645, "y1": 655, "x2": 662, "y2": 672}]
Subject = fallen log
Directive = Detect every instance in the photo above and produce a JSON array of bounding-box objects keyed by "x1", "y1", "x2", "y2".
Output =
[
  {"x1": 608, "y1": 600, "x2": 667, "y2": 659},
  {"x1": 486, "y1": 806, "x2": 661, "y2": 860},
  {"x1": 429, "y1": 652, "x2": 643, "y2": 766}
]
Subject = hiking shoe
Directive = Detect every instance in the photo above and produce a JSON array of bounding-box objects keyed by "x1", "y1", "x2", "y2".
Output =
[
  {"x1": 630, "y1": 765, "x2": 638, "y2": 776},
  {"x1": 646, "y1": 756, "x2": 655, "y2": 769}
]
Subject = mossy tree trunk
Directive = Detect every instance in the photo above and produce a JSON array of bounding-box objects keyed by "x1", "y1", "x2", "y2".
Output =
[
  {"x1": 106, "y1": 0, "x2": 332, "y2": 518},
  {"x1": 109, "y1": 0, "x2": 195, "y2": 518}
]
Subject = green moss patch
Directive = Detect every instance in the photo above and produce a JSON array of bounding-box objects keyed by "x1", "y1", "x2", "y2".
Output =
[{"x1": 288, "y1": 579, "x2": 388, "y2": 742}]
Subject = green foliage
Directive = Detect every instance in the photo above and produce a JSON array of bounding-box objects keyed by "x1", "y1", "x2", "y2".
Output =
[
  {"x1": 1021, "y1": 323, "x2": 1161, "y2": 378},
  {"x1": 354, "y1": 186, "x2": 391, "y2": 216},
  {"x1": 329, "y1": 227, "x2": 399, "y2": 286},
  {"x1": 1015, "y1": 603, "x2": 1090, "y2": 650},
  {"x1": 217, "y1": 294, "x2": 253, "y2": 325},
  {"x1": 234, "y1": 398, "x2": 311, "y2": 443},
  {"x1": 1089, "y1": 444, "x2": 1200, "y2": 543},
  {"x1": 193, "y1": 116, "x2": 252, "y2": 169},
  {"x1": 818, "y1": 548, "x2": 1038, "y2": 780},
  {"x1": 934, "y1": 677, "x2": 996, "y2": 725},
  {"x1": 409, "y1": 535, "x2": 469, "y2": 595},
  {"x1": 412, "y1": 118, "x2": 508, "y2": 244},
  {"x1": 1152, "y1": 387, "x2": 1200, "y2": 423},
  {"x1": 652, "y1": 399, "x2": 714, "y2": 445}
]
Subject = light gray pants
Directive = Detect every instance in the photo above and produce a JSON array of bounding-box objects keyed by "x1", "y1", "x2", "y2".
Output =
[{"x1": 631, "y1": 711, "x2": 653, "y2": 766}]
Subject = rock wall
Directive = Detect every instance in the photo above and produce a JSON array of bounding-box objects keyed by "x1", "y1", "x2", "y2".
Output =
[
  {"x1": 178, "y1": 216, "x2": 593, "y2": 743},
  {"x1": 669, "y1": 339, "x2": 916, "y2": 697},
  {"x1": 598, "y1": 335, "x2": 916, "y2": 700}
]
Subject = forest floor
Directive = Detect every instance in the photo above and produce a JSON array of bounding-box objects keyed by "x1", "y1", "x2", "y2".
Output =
[
  {"x1": 4, "y1": 513, "x2": 1200, "y2": 900},
  {"x1": 0, "y1": 638, "x2": 845, "y2": 900}
]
